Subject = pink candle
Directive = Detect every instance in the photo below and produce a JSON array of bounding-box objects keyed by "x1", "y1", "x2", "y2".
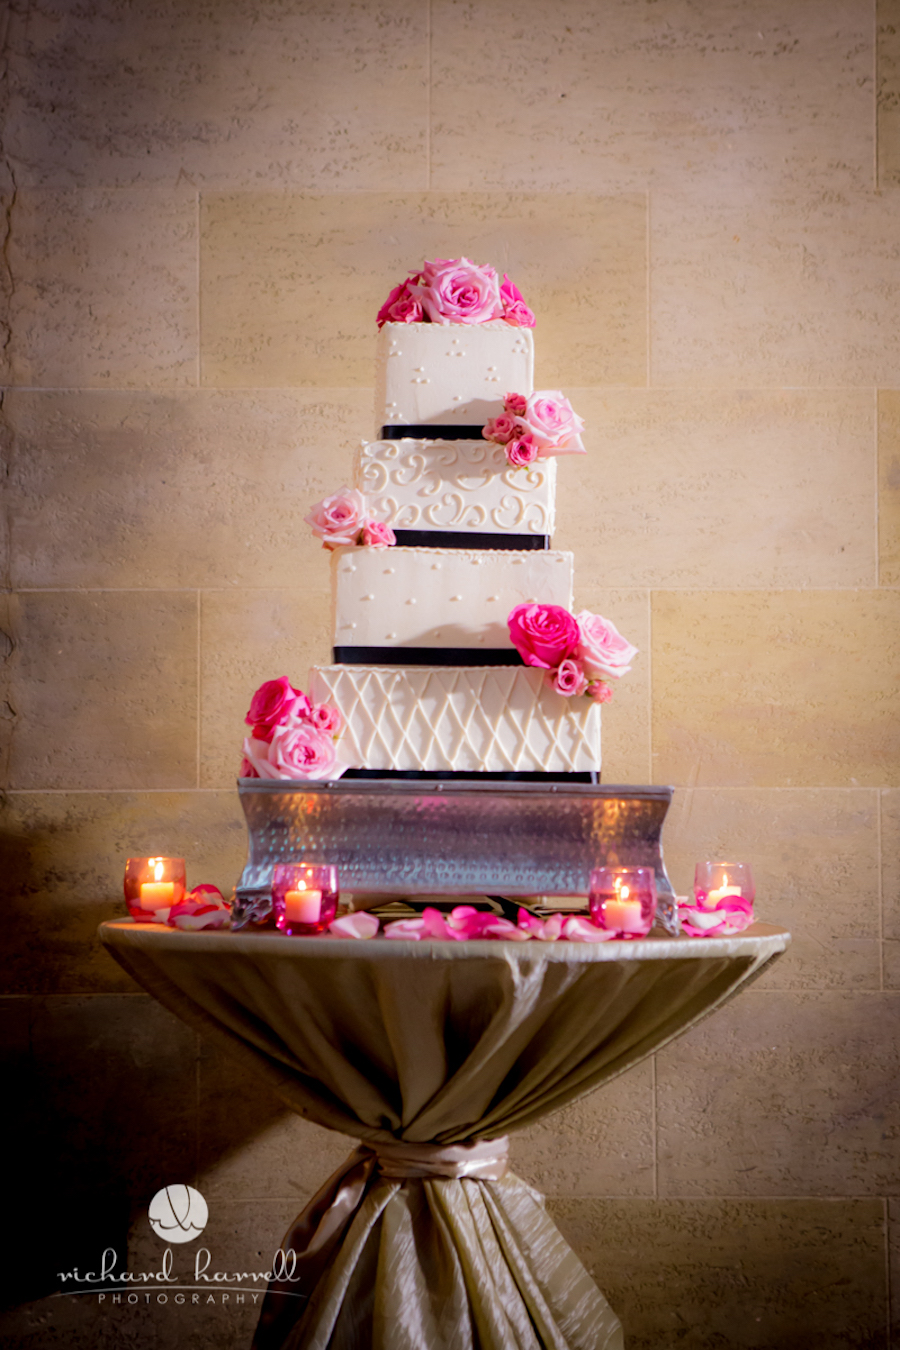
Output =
[{"x1": 284, "y1": 888, "x2": 322, "y2": 925}]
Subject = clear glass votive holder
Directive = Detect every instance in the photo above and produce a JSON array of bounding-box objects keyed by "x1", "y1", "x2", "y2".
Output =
[
  {"x1": 124, "y1": 857, "x2": 186, "y2": 922},
  {"x1": 589, "y1": 866, "x2": 656, "y2": 938},
  {"x1": 272, "y1": 864, "x2": 339, "y2": 936},
  {"x1": 693, "y1": 861, "x2": 755, "y2": 907}
]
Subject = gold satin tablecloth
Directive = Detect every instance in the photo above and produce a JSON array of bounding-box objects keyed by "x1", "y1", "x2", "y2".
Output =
[{"x1": 100, "y1": 920, "x2": 789, "y2": 1350}]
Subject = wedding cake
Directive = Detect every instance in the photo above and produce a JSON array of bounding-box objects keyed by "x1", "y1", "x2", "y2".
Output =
[{"x1": 241, "y1": 259, "x2": 637, "y2": 783}]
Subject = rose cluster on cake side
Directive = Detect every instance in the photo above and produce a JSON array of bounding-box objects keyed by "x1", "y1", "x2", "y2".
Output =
[
  {"x1": 483, "y1": 391, "x2": 585, "y2": 465},
  {"x1": 507, "y1": 604, "x2": 638, "y2": 703},
  {"x1": 305, "y1": 487, "x2": 397, "y2": 551},
  {"x1": 240, "y1": 676, "x2": 347, "y2": 781},
  {"x1": 376, "y1": 257, "x2": 535, "y2": 328}
]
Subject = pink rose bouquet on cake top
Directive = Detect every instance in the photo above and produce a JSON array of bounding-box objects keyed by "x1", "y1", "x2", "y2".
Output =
[
  {"x1": 241, "y1": 676, "x2": 347, "y2": 782},
  {"x1": 305, "y1": 487, "x2": 396, "y2": 551},
  {"x1": 507, "y1": 603, "x2": 637, "y2": 704},
  {"x1": 376, "y1": 258, "x2": 536, "y2": 328},
  {"x1": 483, "y1": 391, "x2": 585, "y2": 465}
]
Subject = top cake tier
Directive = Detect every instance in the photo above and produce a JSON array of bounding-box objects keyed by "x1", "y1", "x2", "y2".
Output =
[{"x1": 375, "y1": 322, "x2": 535, "y2": 435}]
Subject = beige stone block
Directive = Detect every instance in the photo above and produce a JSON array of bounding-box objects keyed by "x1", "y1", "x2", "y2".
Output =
[
  {"x1": 548, "y1": 1197, "x2": 886, "y2": 1348},
  {"x1": 883, "y1": 788, "x2": 900, "y2": 944},
  {"x1": 656, "y1": 990, "x2": 900, "y2": 1195},
  {"x1": 884, "y1": 939, "x2": 900, "y2": 988},
  {"x1": 891, "y1": 1198, "x2": 900, "y2": 1347},
  {"x1": 4, "y1": 188, "x2": 198, "y2": 389},
  {"x1": 198, "y1": 1038, "x2": 353, "y2": 1202},
  {"x1": 0, "y1": 790, "x2": 245, "y2": 994},
  {"x1": 652, "y1": 187, "x2": 900, "y2": 387},
  {"x1": 509, "y1": 1060, "x2": 654, "y2": 1197},
  {"x1": 432, "y1": 0, "x2": 873, "y2": 197},
  {"x1": 0, "y1": 592, "x2": 14, "y2": 788},
  {"x1": 879, "y1": 389, "x2": 900, "y2": 585},
  {"x1": 651, "y1": 590, "x2": 900, "y2": 788},
  {"x1": 662, "y1": 788, "x2": 879, "y2": 989},
  {"x1": 200, "y1": 193, "x2": 646, "y2": 389},
  {"x1": 556, "y1": 388, "x2": 876, "y2": 588},
  {"x1": 200, "y1": 590, "x2": 330, "y2": 788},
  {"x1": 5, "y1": 0, "x2": 427, "y2": 190},
  {"x1": 879, "y1": 0, "x2": 900, "y2": 187},
  {"x1": 5, "y1": 389, "x2": 368, "y2": 589},
  {"x1": 8, "y1": 591, "x2": 198, "y2": 790},
  {"x1": 565, "y1": 588, "x2": 648, "y2": 785}
]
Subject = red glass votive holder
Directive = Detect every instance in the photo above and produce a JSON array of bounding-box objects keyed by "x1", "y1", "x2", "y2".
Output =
[
  {"x1": 693, "y1": 861, "x2": 755, "y2": 907},
  {"x1": 124, "y1": 857, "x2": 186, "y2": 922},
  {"x1": 588, "y1": 866, "x2": 656, "y2": 938},
  {"x1": 272, "y1": 864, "x2": 339, "y2": 936}
]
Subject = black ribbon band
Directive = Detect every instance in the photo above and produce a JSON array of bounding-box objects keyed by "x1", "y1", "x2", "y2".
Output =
[
  {"x1": 341, "y1": 768, "x2": 600, "y2": 783},
  {"x1": 381, "y1": 425, "x2": 485, "y2": 440},
  {"x1": 392, "y1": 530, "x2": 549, "y2": 551},
  {"x1": 333, "y1": 647, "x2": 521, "y2": 667}
]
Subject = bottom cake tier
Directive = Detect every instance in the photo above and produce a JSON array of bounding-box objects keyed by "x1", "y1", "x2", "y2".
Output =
[{"x1": 309, "y1": 664, "x2": 602, "y2": 775}]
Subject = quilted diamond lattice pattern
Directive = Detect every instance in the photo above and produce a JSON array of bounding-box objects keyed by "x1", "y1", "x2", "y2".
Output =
[{"x1": 310, "y1": 665, "x2": 601, "y2": 773}]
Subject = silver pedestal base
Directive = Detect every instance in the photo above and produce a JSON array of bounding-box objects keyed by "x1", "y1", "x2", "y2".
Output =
[{"x1": 234, "y1": 779, "x2": 678, "y2": 932}]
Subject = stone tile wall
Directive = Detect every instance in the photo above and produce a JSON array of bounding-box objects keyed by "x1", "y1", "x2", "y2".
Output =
[{"x1": 2, "y1": 1, "x2": 899, "y2": 1345}]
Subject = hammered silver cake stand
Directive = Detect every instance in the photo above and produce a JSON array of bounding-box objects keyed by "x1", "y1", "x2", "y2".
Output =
[{"x1": 232, "y1": 779, "x2": 678, "y2": 930}]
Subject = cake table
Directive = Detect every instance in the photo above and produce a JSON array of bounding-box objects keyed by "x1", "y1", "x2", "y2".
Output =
[{"x1": 100, "y1": 919, "x2": 789, "y2": 1350}]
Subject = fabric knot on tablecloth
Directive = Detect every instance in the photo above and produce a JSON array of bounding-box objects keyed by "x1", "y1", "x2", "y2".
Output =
[{"x1": 367, "y1": 1135, "x2": 509, "y2": 1180}]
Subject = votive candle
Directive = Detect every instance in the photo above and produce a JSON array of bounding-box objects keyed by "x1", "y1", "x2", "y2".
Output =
[
  {"x1": 589, "y1": 866, "x2": 656, "y2": 938},
  {"x1": 284, "y1": 887, "x2": 322, "y2": 925},
  {"x1": 272, "y1": 864, "x2": 338, "y2": 936},
  {"x1": 124, "y1": 857, "x2": 186, "y2": 923}
]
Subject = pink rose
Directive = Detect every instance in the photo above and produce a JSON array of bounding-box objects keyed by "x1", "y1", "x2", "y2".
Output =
[
  {"x1": 508, "y1": 603, "x2": 580, "y2": 670},
  {"x1": 587, "y1": 681, "x2": 613, "y2": 704},
  {"x1": 504, "y1": 392, "x2": 528, "y2": 415},
  {"x1": 241, "y1": 725, "x2": 346, "y2": 782},
  {"x1": 361, "y1": 519, "x2": 397, "y2": 548},
  {"x1": 376, "y1": 277, "x2": 423, "y2": 328},
  {"x1": 240, "y1": 755, "x2": 258, "y2": 778},
  {"x1": 522, "y1": 392, "x2": 585, "y2": 454},
  {"x1": 411, "y1": 257, "x2": 503, "y2": 325},
  {"x1": 482, "y1": 412, "x2": 518, "y2": 444},
  {"x1": 305, "y1": 487, "x2": 367, "y2": 548},
  {"x1": 500, "y1": 274, "x2": 536, "y2": 328},
  {"x1": 309, "y1": 702, "x2": 343, "y2": 735},
  {"x1": 506, "y1": 434, "x2": 539, "y2": 467},
  {"x1": 576, "y1": 611, "x2": 638, "y2": 680},
  {"x1": 246, "y1": 676, "x2": 311, "y2": 740},
  {"x1": 551, "y1": 658, "x2": 588, "y2": 697}
]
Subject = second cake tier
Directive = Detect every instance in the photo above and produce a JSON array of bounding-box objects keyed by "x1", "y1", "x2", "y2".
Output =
[{"x1": 331, "y1": 545, "x2": 573, "y2": 658}]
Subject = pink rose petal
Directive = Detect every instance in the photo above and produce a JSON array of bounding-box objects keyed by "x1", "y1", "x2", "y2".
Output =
[{"x1": 328, "y1": 912, "x2": 380, "y2": 939}]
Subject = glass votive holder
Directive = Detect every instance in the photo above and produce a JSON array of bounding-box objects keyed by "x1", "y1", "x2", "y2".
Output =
[
  {"x1": 272, "y1": 864, "x2": 339, "y2": 936},
  {"x1": 693, "y1": 861, "x2": 755, "y2": 907},
  {"x1": 589, "y1": 866, "x2": 656, "y2": 938},
  {"x1": 124, "y1": 857, "x2": 186, "y2": 922}
]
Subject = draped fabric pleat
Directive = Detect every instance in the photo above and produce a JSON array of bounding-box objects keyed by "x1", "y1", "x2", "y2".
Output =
[{"x1": 100, "y1": 921, "x2": 787, "y2": 1350}]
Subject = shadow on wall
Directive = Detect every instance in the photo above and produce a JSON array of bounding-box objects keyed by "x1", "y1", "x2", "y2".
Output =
[{"x1": 0, "y1": 823, "x2": 288, "y2": 1310}]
